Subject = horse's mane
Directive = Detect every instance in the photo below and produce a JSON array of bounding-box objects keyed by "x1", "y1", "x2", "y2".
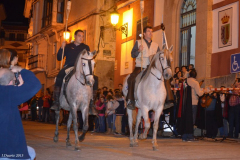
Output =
[{"x1": 142, "y1": 51, "x2": 162, "y2": 82}]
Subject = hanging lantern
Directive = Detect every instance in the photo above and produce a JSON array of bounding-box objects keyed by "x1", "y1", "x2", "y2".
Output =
[{"x1": 110, "y1": 10, "x2": 119, "y2": 26}]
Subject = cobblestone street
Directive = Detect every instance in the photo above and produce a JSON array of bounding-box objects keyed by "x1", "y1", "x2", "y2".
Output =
[{"x1": 23, "y1": 121, "x2": 240, "y2": 160}]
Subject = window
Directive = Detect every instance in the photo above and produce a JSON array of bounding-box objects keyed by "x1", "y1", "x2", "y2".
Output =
[
  {"x1": 42, "y1": 0, "x2": 53, "y2": 28},
  {"x1": 17, "y1": 34, "x2": 24, "y2": 41},
  {"x1": 9, "y1": 33, "x2": 15, "y2": 41},
  {"x1": 57, "y1": 0, "x2": 64, "y2": 23},
  {"x1": 179, "y1": 0, "x2": 196, "y2": 66},
  {"x1": 136, "y1": 17, "x2": 148, "y2": 40}
]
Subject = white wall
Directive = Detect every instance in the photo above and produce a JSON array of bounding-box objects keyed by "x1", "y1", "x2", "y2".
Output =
[
  {"x1": 212, "y1": 1, "x2": 239, "y2": 53},
  {"x1": 154, "y1": 0, "x2": 164, "y2": 27}
]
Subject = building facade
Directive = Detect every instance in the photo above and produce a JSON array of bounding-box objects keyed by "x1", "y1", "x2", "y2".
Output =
[
  {"x1": 0, "y1": 22, "x2": 29, "y2": 69},
  {"x1": 114, "y1": 0, "x2": 240, "y2": 88},
  {"x1": 24, "y1": 0, "x2": 118, "y2": 93}
]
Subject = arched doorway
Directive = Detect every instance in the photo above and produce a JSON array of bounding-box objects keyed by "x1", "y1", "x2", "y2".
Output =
[{"x1": 179, "y1": 0, "x2": 196, "y2": 67}]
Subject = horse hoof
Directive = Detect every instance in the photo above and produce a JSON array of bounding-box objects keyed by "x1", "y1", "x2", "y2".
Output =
[
  {"x1": 53, "y1": 136, "x2": 58, "y2": 142},
  {"x1": 75, "y1": 147, "x2": 80, "y2": 151},
  {"x1": 134, "y1": 143, "x2": 139, "y2": 147},
  {"x1": 153, "y1": 147, "x2": 158, "y2": 151},
  {"x1": 66, "y1": 142, "x2": 72, "y2": 147},
  {"x1": 139, "y1": 134, "x2": 146, "y2": 140},
  {"x1": 130, "y1": 144, "x2": 134, "y2": 147},
  {"x1": 79, "y1": 135, "x2": 85, "y2": 142}
]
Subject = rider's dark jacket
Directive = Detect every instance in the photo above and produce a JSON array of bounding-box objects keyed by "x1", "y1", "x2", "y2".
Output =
[{"x1": 57, "y1": 42, "x2": 90, "y2": 67}]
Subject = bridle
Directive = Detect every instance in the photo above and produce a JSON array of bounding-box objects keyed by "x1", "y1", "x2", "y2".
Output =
[
  {"x1": 151, "y1": 52, "x2": 171, "y2": 81},
  {"x1": 75, "y1": 56, "x2": 94, "y2": 86}
]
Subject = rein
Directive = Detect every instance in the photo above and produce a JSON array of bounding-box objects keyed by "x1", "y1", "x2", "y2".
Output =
[
  {"x1": 150, "y1": 53, "x2": 170, "y2": 81},
  {"x1": 75, "y1": 56, "x2": 94, "y2": 86}
]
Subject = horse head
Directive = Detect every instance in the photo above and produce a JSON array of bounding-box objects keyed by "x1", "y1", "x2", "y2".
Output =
[
  {"x1": 75, "y1": 49, "x2": 97, "y2": 86},
  {"x1": 158, "y1": 44, "x2": 173, "y2": 80}
]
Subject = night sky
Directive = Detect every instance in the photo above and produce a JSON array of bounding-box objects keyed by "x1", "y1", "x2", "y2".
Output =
[{"x1": 1, "y1": 0, "x2": 28, "y2": 26}]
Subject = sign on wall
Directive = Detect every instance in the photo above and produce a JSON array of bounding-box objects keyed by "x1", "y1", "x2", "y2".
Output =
[
  {"x1": 230, "y1": 53, "x2": 240, "y2": 73},
  {"x1": 212, "y1": 2, "x2": 239, "y2": 53},
  {"x1": 218, "y1": 7, "x2": 232, "y2": 48}
]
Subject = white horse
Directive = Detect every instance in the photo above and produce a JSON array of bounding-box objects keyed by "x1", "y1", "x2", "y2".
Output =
[
  {"x1": 123, "y1": 44, "x2": 173, "y2": 150},
  {"x1": 53, "y1": 49, "x2": 97, "y2": 151}
]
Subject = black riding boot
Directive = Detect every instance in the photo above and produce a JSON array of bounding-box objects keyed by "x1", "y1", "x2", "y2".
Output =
[
  {"x1": 164, "y1": 80, "x2": 174, "y2": 110},
  {"x1": 50, "y1": 86, "x2": 61, "y2": 111}
]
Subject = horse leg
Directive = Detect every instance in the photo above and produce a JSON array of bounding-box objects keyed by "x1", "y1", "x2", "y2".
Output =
[
  {"x1": 133, "y1": 109, "x2": 142, "y2": 146},
  {"x1": 71, "y1": 108, "x2": 80, "y2": 151},
  {"x1": 79, "y1": 107, "x2": 89, "y2": 142},
  {"x1": 139, "y1": 107, "x2": 149, "y2": 140},
  {"x1": 152, "y1": 108, "x2": 162, "y2": 151},
  {"x1": 53, "y1": 110, "x2": 60, "y2": 142},
  {"x1": 66, "y1": 112, "x2": 72, "y2": 147},
  {"x1": 127, "y1": 108, "x2": 134, "y2": 147}
]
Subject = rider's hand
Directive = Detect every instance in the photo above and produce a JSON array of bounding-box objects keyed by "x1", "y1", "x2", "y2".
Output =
[
  {"x1": 61, "y1": 41, "x2": 66, "y2": 49},
  {"x1": 10, "y1": 66, "x2": 22, "y2": 73},
  {"x1": 138, "y1": 45, "x2": 143, "y2": 52}
]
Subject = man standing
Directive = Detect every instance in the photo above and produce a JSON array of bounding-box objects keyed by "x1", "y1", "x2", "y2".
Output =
[
  {"x1": 178, "y1": 69, "x2": 204, "y2": 142},
  {"x1": 181, "y1": 66, "x2": 189, "y2": 79},
  {"x1": 0, "y1": 66, "x2": 41, "y2": 159},
  {"x1": 51, "y1": 30, "x2": 90, "y2": 111},
  {"x1": 126, "y1": 25, "x2": 173, "y2": 110}
]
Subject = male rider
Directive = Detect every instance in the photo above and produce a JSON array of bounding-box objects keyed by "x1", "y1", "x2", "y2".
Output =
[
  {"x1": 51, "y1": 30, "x2": 90, "y2": 111},
  {"x1": 126, "y1": 25, "x2": 174, "y2": 110}
]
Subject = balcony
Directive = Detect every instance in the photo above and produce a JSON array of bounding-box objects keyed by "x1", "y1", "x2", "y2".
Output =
[{"x1": 28, "y1": 54, "x2": 45, "y2": 73}]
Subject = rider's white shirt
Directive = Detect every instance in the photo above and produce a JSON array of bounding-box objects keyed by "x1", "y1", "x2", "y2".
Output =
[{"x1": 135, "y1": 40, "x2": 159, "y2": 68}]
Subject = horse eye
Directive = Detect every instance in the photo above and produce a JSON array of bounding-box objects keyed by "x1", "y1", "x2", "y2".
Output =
[{"x1": 82, "y1": 63, "x2": 85, "y2": 66}]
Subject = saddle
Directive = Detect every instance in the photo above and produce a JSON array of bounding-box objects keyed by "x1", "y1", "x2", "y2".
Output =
[
  {"x1": 134, "y1": 69, "x2": 146, "y2": 100},
  {"x1": 63, "y1": 67, "x2": 74, "y2": 97}
]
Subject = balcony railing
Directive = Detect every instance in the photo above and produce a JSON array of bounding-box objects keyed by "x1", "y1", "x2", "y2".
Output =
[{"x1": 28, "y1": 54, "x2": 45, "y2": 71}]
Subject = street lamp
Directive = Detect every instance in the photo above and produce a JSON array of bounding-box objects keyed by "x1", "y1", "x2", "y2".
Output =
[
  {"x1": 63, "y1": 29, "x2": 71, "y2": 40},
  {"x1": 110, "y1": 10, "x2": 119, "y2": 26},
  {"x1": 110, "y1": 9, "x2": 128, "y2": 37}
]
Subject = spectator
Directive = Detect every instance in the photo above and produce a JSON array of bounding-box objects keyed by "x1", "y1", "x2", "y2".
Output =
[
  {"x1": 21, "y1": 102, "x2": 29, "y2": 120},
  {"x1": 115, "y1": 92, "x2": 125, "y2": 135},
  {"x1": 0, "y1": 66, "x2": 41, "y2": 160},
  {"x1": 8, "y1": 49, "x2": 18, "y2": 69},
  {"x1": 177, "y1": 69, "x2": 204, "y2": 142},
  {"x1": 38, "y1": 93, "x2": 44, "y2": 121},
  {"x1": 173, "y1": 67, "x2": 180, "y2": 78},
  {"x1": 219, "y1": 86, "x2": 229, "y2": 138},
  {"x1": 102, "y1": 86, "x2": 108, "y2": 97},
  {"x1": 188, "y1": 64, "x2": 194, "y2": 71},
  {"x1": 42, "y1": 92, "x2": 51, "y2": 123},
  {"x1": 181, "y1": 66, "x2": 189, "y2": 79},
  {"x1": 0, "y1": 49, "x2": 11, "y2": 68},
  {"x1": 228, "y1": 81, "x2": 240, "y2": 138},
  {"x1": 30, "y1": 96, "x2": 37, "y2": 121},
  {"x1": 95, "y1": 96, "x2": 106, "y2": 133},
  {"x1": 105, "y1": 95, "x2": 119, "y2": 134}
]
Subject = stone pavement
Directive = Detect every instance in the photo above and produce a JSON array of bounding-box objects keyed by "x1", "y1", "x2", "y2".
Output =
[{"x1": 23, "y1": 121, "x2": 240, "y2": 160}]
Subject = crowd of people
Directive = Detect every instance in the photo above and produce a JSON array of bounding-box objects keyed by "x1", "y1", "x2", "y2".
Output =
[{"x1": 169, "y1": 64, "x2": 240, "y2": 141}]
